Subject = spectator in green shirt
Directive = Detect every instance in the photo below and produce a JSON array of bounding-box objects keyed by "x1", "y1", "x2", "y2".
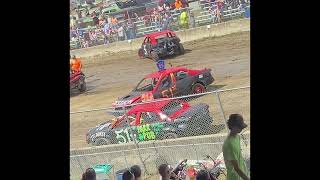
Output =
[{"x1": 223, "y1": 114, "x2": 249, "y2": 180}]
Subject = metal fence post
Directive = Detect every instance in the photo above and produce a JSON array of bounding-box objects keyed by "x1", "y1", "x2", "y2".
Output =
[
  {"x1": 214, "y1": 90, "x2": 229, "y2": 132},
  {"x1": 122, "y1": 105, "x2": 150, "y2": 175}
]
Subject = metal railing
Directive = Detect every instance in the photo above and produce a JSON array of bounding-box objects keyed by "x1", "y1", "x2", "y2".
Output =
[{"x1": 70, "y1": 86, "x2": 250, "y2": 179}]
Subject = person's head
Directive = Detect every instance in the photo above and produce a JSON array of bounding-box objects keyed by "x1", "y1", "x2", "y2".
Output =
[
  {"x1": 130, "y1": 165, "x2": 141, "y2": 179},
  {"x1": 122, "y1": 170, "x2": 135, "y2": 180},
  {"x1": 72, "y1": 55, "x2": 76, "y2": 59},
  {"x1": 196, "y1": 170, "x2": 210, "y2": 180},
  {"x1": 227, "y1": 114, "x2": 247, "y2": 134},
  {"x1": 81, "y1": 168, "x2": 96, "y2": 180},
  {"x1": 158, "y1": 164, "x2": 170, "y2": 180}
]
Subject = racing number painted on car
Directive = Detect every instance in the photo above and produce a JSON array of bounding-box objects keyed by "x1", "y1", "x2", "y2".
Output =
[
  {"x1": 161, "y1": 73, "x2": 177, "y2": 98},
  {"x1": 115, "y1": 128, "x2": 134, "y2": 144}
]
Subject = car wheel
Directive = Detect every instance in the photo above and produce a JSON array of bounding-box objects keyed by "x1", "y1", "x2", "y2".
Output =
[
  {"x1": 79, "y1": 81, "x2": 86, "y2": 92},
  {"x1": 151, "y1": 51, "x2": 159, "y2": 62},
  {"x1": 164, "y1": 133, "x2": 178, "y2": 139},
  {"x1": 191, "y1": 83, "x2": 206, "y2": 94},
  {"x1": 179, "y1": 43, "x2": 185, "y2": 55},
  {"x1": 93, "y1": 138, "x2": 111, "y2": 146},
  {"x1": 138, "y1": 48, "x2": 145, "y2": 59}
]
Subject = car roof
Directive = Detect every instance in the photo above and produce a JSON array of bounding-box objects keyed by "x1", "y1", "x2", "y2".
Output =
[
  {"x1": 145, "y1": 67, "x2": 188, "y2": 79},
  {"x1": 127, "y1": 99, "x2": 171, "y2": 115},
  {"x1": 145, "y1": 30, "x2": 176, "y2": 39}
]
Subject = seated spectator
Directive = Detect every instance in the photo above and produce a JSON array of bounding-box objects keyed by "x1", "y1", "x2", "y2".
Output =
[
  {"x1": 130, "y1": 165, "x2": 142, "y2": 180},
  {"x1": 81, "y1": 168, "x2": 96, "y2": 180},
  {"x1": 174, "y1": 0, "x2": 183, "y2": 9},
  {"x1": 196, "y1": 170, "x2": 210, "y2": 180}
]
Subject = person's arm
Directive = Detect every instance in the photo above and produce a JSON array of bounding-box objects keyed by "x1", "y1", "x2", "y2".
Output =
[{"x1": 230, "y1": 160, "x2": 249, "y2": 180}]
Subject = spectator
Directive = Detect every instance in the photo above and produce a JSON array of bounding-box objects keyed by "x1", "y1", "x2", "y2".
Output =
[
  {"x1": 158, "y1": 164, "x2": 170, "y2": 180},
  {"x1": 93, "y1": 15, "x2": 99, "y2": 26},
  {"x1": 111, "y1": 16, "x2": 118, "y2": 25},
  {"x1": 196, "y1": 170, "x2": 210, "y2": 180},
  {"x1": 81, "y1": 168, "x2": 96, "y2": 180},
  {"x1": 122, "y1": 170, "x2": 134, "y2": 180},
  {"x1": 179, "y1": 9, "x2": 189, "y2": 29},
  {"x1": 126, "y1": 19, "x2": 136, "y2": 39},
  {"x1": 130, "y1": 165, "x2": 142, "y2": 180},
  {"x1": 222, "y1": 114, "x2": 249, "y2": 180},
  {"x1": 107, "y1": 15, "x2": 112, "y2": 24},
  {"x1": 189, "y1": 12, "x2": 196, "y2": 28},
  {"x1": 181, "y1": 0, "x2": 189, "y2": 8},
  {"x1": 89, "y1": 29, "x2": 98, "y2": 46},
  {"x1": 70, "y1": 55, "x2": 83, "y2": 73},
  {"x1": 174, "y1": 0, "x2": 183, "y2": 9},
  {"x1": 118, "y1": 23, "x2": 125, "y2": 41}
]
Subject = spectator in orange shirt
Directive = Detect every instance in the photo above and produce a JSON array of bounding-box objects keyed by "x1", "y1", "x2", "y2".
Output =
[
  {"x1": 70, "y1": 55, "x2": 83, "y2": 73},
  {"x1": 175, "y1": 0, "x2": 183, "y2": 9}
]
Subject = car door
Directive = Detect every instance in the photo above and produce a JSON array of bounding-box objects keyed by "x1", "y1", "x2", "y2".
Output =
[
  {"x1": 174, "y1": 71, "x2": 194, "y2": 96},
  {"x1": 136, "y1": 111, "x2": 165, "y2": 142},
  {"x1": 153, "y1": 73, "x2": 176, "y2": 98}
]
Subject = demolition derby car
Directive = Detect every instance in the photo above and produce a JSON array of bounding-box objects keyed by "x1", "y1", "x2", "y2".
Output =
[
  {"x1": 110, "y1": 67, "x2": 214, "y2": 116},
  {"x1": 87, "y1": 99, "x2": 214, "y2": 146},
  {"x1": 138, "y1": 30, "x2": 185, "y2": 61},
  {"x1": 70, "y1": 71, "x2": 86, "y2": 93}
]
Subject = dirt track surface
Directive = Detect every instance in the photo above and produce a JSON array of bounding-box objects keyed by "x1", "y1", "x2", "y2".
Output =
[{"x1": 70, "y1": 31, "x2": 250, "y2": 149}]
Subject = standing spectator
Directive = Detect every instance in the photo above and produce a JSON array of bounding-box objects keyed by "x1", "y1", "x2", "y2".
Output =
[
  {"x1": 189, "y1": 12, "x2": 196, "y2": 28},
  {"x1": 174, "y1": 0, "x2": 183, "y2": 9},
  {"x1": 130, "y1": 165, "x2": 142, "y2": 180},
  {"x1": 92, "y1": 15, "x2": 99, "y2": 26},
  {"x1": 181, "y1": 0, "x2": 189, "y2": 8},
  {"x1": 107, "y1": 15, "x2": 112, "y2": 24},
  {"x1": 111, "y1": 16, "x2": 118, "y2": 26},
  {"x1": 126, "y1": 19, "x2": 136, "y2": 39},
  {"x1": 118, "y1": 23, "x2": 125, "y2": 41},
  {"x1": 89, "y1": 29, "x2": 98, "y2": 46},
  {"x1": 196, "y1": 170, "x2": 210, "y2": 180},
  {"x1": 81, "y1": 168, "x2": 96, "y2": 180},
  {"x1": 179, "y1": 9, "x2": 189, "y2": 29},
  {"x1": 70, "y1": 55, "x2": 83, "y2": 73},
  {"x1": 222, "y1": 114, "x2": 250, "y2": 180}
]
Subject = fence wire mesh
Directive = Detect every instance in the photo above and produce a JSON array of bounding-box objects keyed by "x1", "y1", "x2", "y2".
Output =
[{"x1": 70, "y1": 87, "x2": 250, "y2": 180}]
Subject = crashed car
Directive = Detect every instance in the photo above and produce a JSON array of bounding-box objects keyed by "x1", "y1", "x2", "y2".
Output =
[
  {"x1": 87, "y1": 99, "x2": 214, "y2": 146},
  {"x1": 138, "y1": 30, "x2": 185, "y2": 61},
  {"x1": 70, "y1": 71, "x2": 86, "y2": 93},
  {"x1": 110, "y1": 67, "x2": 214, "y2": 116}
]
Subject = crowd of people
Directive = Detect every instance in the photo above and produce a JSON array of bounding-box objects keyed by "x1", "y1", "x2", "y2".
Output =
[
  {"x1": 70, "y1": 0, "x2": 249, "y2": 49},
  {"x1": 80, "y1": 113, "x2": 249, "y2": 180}
]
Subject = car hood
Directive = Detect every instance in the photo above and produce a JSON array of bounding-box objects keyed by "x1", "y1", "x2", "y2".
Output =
[
  {"x1": 112, "y1": 90, "x2": 149, "y2": 107},
  {"x1": 88, "y1": 121, "x2": 113, "y2": 135}
]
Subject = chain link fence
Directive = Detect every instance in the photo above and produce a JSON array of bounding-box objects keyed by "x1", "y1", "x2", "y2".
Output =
[{"x1": 70, "y1": 86, "x2": 250, "y2": 180}]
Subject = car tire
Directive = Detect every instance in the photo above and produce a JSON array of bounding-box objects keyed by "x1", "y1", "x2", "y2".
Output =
[
  {"x1": 151, "y1": 51, "x2": 159, "y2": 62},
  {"x1": 93, "y1": 138, "x2": 111, "y2": 146},
  {"x1": 164, "y1": 132, "x2": 178, "y2": 139},
  {"x1": 79, "y1": 81, "x2": 86, "y2": 92},
  {"x1": 138, "y1": 48, "x2": 145, "y2": 59},
  {"x1": 191, "y1": 83, "x2": 206, "y2": 94},
  {"x1": 179, "y1": 43, "x2": 185, "y2": 55}
]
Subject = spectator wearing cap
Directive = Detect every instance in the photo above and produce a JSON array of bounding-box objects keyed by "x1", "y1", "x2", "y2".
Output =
[{"x1": 222, "y1": 114, "x2": 249, "y2": 180}]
